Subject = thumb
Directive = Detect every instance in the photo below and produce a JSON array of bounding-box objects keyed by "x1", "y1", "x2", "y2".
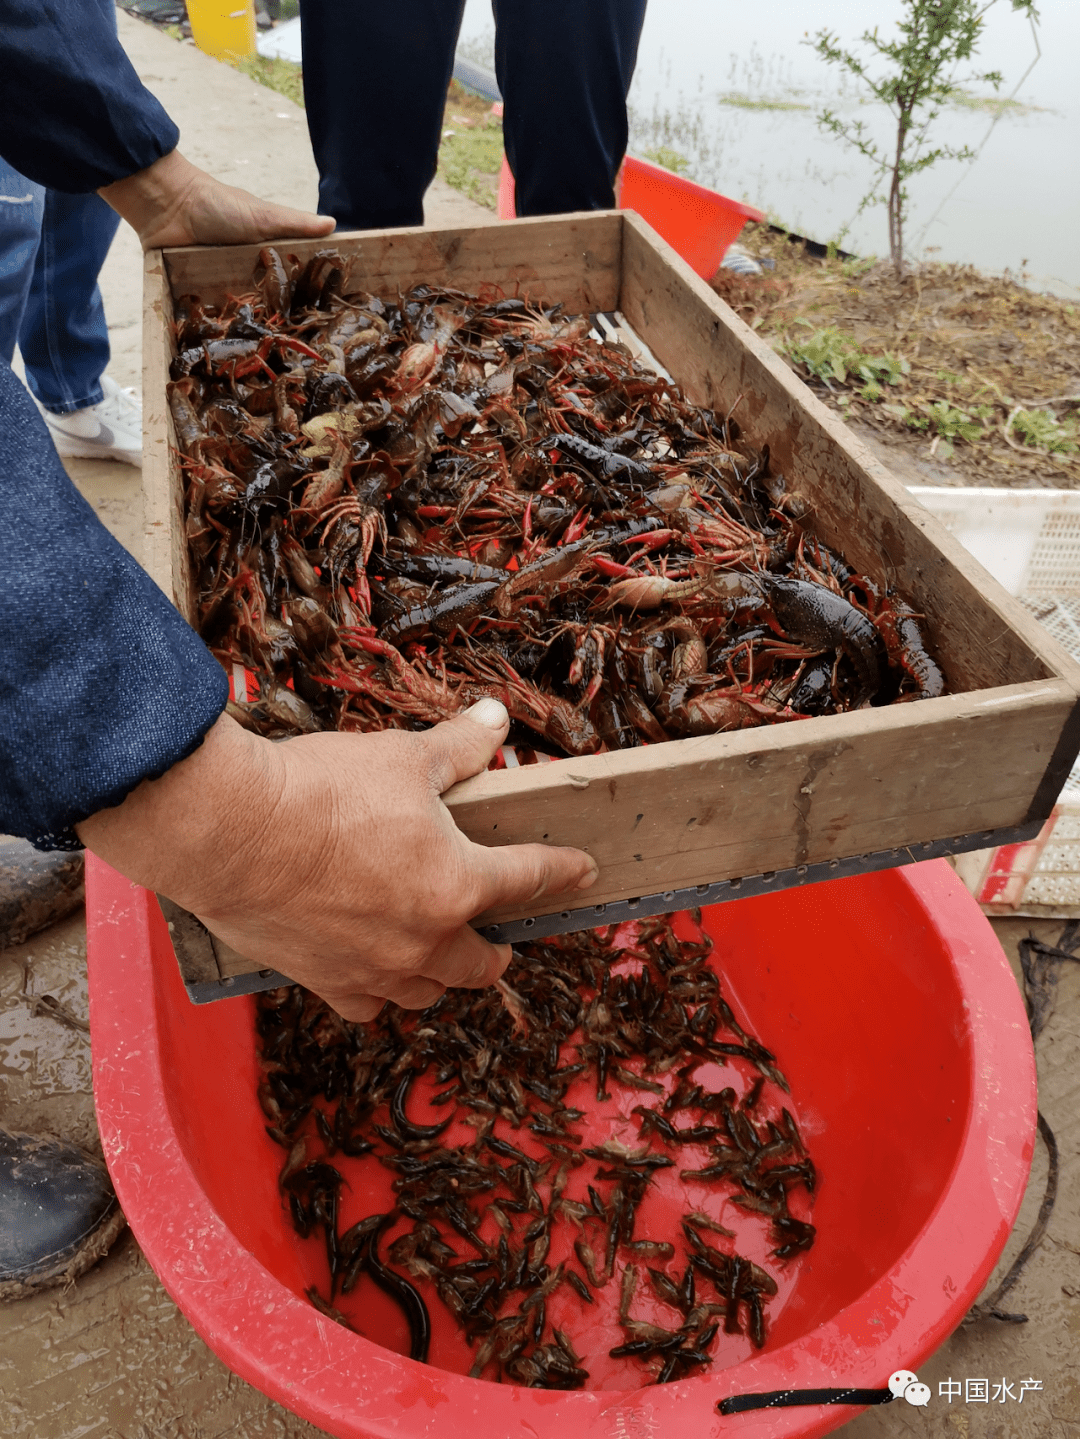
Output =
[
  {"x1": 470, "y1": 838, "x2": 599, "y2": 914},
  {"x1": 245, "y1": 197, "x2": 337, "y2": 241},
  {"x1": 425, "y1": 698, "x2": 510, "y2": 793}
]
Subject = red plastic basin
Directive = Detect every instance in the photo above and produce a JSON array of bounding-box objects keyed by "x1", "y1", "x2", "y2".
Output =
[
  {"x1": 87, "y1": 859, "x2": 1035, "y2": 1438},
  {"x1": 496, "y1": 153, "x2": 765, "y2": 278}
]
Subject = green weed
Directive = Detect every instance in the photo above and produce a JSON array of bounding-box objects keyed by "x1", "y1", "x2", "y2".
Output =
[
  {"x1": 1010, "y1": 408, "x2": 1079, "y2": 454},
  {"x1": 437, "y1": 121, "x2": 504, "y2": 211},
  {"x1": 921, "y1": 400, "x2": 992, "y2": 456},
  {"x1": 948, "y1": 87, "x2": 1044, "y2": 116},
  {"x1": 234, "y1": 53, "x2": 305, "y2": 108},
  {"x1": 786, "y1": 322, "x2": 909, "y2": 393},
  {"x1": 641, "y1": 146, "x2": 690, "y2": 175},
  {"x1": 841, "y1": 254, "x2": 877, "y2": 279},
  {"x1": 716, "y1": 91, "x2": 811, "y2": 112}
]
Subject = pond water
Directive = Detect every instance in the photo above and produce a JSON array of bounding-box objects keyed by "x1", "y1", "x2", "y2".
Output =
[{"x1": 457, "y1": 0, "x2": 1079, "y2": 299}]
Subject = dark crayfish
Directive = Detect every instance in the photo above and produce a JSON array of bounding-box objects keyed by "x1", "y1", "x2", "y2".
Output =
[{"x1": 255, "y1": 911, "x2": 817, "y2": 1387}]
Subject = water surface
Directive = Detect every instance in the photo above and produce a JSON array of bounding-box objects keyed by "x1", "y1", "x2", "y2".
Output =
[{"x1": 458, "y1": 0, "x2": 1079, "y2": 298}]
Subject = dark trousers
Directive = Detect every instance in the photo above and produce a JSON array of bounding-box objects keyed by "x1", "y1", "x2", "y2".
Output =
[{"x1": 300, "y1": 0, "x2": 647, "y2": 230}]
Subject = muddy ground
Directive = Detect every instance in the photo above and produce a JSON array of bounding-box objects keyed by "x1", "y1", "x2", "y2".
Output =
[
  {"x1": 712, "y1": 227, "x2": 1080, "y2": 492},
  {"x1": 1, "y1": 12, "x2": 1077, "y2": 1437}
]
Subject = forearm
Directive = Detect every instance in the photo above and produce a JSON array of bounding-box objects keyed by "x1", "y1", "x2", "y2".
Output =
[
  {"x1": 0, "y1": 1, "x2": 334, "y2": 252},
  {"x1": 0, "y1": 0, "x2": 178, "y2": 192},
  {"x1": 73, "y1": 700, "x2": 598, "y2": 1023},
  {"x1": 97, "y1": 150, "x2": 200, "y2": 245}
]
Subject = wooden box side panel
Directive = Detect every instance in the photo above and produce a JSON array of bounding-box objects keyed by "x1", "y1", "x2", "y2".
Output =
[
  {"x1": 617, "y1": 213, "x2": 1072, "y2": 698},
  {"x1": 161, "y1": 212, "x2": 623, "y2": 314},
  {"x1": 449, "y1": 679, "x2": 1077, "y2": 924},
  {"x1": 143, "y1": 250, "x2": 195, "y2": 622}
]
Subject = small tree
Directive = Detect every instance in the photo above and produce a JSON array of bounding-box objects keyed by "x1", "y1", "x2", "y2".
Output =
[{"x1": 811, "y1": 0, "x2": 1038, "y2": 273}]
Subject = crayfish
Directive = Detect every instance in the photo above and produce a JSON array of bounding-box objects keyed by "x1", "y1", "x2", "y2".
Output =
[
  {"x1": 255, "y1": 912, "x2": 817, "y2": 1386},
  {"x1": 170, "y1": 247, "x2": 946, "y2": 751}
]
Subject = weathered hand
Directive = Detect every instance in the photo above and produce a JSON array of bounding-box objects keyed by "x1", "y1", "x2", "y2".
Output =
[
  {"x1": 98, "y1": 149, "x2": 336, "y2": 250},
  {"x1": 77, "y1": 701, "x2": 598, "y2": 1022}
]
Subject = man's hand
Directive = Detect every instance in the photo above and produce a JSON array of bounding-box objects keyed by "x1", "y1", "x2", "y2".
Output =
[
  {"x1": 76, "y1": 700, "x2": 598, "y2": 1022},
  {"x1": 98, "y1": 149, "x2": 336, "y2": 250}
]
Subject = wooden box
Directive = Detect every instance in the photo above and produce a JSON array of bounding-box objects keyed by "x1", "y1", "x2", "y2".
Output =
[{"x1": 143, "y1": 210, "x2": 1080, "y2": 958}]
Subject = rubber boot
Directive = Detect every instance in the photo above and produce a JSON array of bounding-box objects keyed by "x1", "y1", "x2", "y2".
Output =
[
  {"x1": 0, "y1": 1130, "x2": 126, "y2": 1300},
  {"x1": 0, "y1": 838, "x2": 124, "y2": 1300}
]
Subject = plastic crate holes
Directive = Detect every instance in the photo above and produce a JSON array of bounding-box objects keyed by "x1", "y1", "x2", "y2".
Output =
[{"x1": 1027, "y1": 511, "x2": 1080, "y2": 595}]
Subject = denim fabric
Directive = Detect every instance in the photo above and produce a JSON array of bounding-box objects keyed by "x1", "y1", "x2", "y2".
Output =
[
  {"x1": 0, "y1": 359, "x2": 228, "y2": 849},
  {"x1": 0, "y1": 157, "x2": 119, "y2": 414},
  {"x1": 300, "y1": 0, "x2": 646, "y2": 230},
  {"x1": 0, "y1": 0, "x2": 178, "y2": 193},
  {"x1": 0, "y1": 172, "x2": 41, "y2": 343}
]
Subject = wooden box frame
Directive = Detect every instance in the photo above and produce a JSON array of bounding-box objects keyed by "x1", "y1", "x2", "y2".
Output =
[{"x1": 143, "y1": 210, "x2": 1080, "y2": 971}]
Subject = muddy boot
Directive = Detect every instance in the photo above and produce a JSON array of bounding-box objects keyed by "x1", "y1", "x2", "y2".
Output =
[
  {"x1": 0, "y1": 1130, "x2": 126, "y2": 1301},
  {"x1": 0, "y1": 838, "x2": 84, "y2": 948},
  {"x1": 1, "y1": 840, "x2": 122, "y2": 1300}
]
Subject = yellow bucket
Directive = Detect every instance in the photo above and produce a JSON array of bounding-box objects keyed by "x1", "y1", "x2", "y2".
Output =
[{"x1": 187, "y1": 0, "x2": 257, "y2": 61}]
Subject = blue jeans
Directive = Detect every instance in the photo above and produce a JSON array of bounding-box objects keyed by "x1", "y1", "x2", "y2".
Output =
[{"x1": 0, "y1": 158, "x2": 120, "y2": 415}]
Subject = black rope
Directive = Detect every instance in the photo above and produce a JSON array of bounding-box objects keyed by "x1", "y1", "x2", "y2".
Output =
[
  {"x1": 718, "y1": 1388, "x2": 894, "y2": 1415},
  {"x1": 968, "y1": 1110, "x2": 1060, "y2": 1324},
  {"x1": 967, "y1": 919, "x2": 1077, "y2": 1325}
]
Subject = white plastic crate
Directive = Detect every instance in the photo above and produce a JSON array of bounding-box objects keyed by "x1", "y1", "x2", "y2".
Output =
[{"x1": 909, "y1": 488, "x2": 1080, "y2": 915}]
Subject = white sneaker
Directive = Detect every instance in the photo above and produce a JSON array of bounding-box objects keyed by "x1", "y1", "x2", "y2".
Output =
[
  {"x1": 42, "y1": 376, "x2": 143, "y2": 466},
  {"x1": 719, "y1": 243, "x2": 764, "y2": 277}
]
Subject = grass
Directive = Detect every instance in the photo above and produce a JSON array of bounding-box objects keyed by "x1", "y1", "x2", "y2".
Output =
[
  {"x1": 435, "y1": 81, "x2": 504, "y2": 210},
  {"x1": 785, "y1": 307, "x2": 1070, "y2": 462},
  {"x1": 785, "y1": 321, "x2": 909, "y2": 395},
  {"x1": 948, "y1": 87, "x2": 1046, "y2": 117},
  {"x1": 716, "y1": 91, "x2": 811, "y2": 112},
  {"x1": 235, "y1": 52, "x2": 304, "y2": 107},
  {"x1": 1011, "y1": 408, "x2": 1079, "y2": 455},
  {"x1": 921, "y1": 400, "x2": 995, "y2": 458},
  {"x1": 437, "y1": 122, "x2": 504, "y2": 210},
  {"x1": 640, "y1": 147, "x2": 690, "y2": 175}
]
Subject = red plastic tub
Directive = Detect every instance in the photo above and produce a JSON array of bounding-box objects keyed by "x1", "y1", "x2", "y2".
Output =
[
  {"x1": 87, "y1": 859, "x2": 1035, "y2": 1438},
  {"x1": 496, "y1": 153, "x2": 765, "y2": 278}
]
